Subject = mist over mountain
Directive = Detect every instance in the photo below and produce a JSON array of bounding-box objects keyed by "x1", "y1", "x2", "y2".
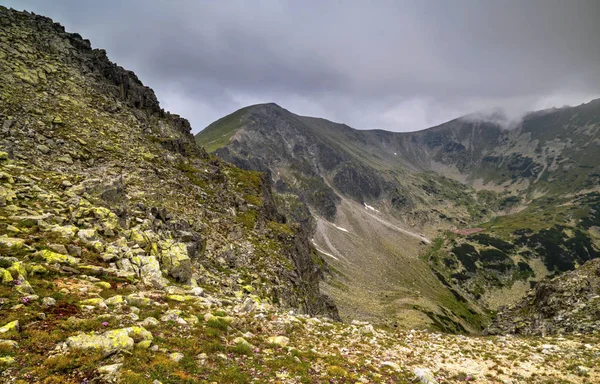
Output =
[{"x1": 197, "y1": 99, "x2": 600, "y2": 332}]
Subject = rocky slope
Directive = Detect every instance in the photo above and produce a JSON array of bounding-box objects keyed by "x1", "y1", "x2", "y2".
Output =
[
  {"x1": 196, "y1": 99, "x2": 600, "y2": 329},
  {"x1": 488, "y1": 258, "x2": 600, "y2": 336}
]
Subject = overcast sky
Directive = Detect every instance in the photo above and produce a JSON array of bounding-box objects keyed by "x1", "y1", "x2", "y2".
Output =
[{"x1": 4, "y1": 0, "x2": 600, "y2": 133}]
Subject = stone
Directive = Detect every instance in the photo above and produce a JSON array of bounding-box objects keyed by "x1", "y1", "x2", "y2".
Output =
[
  {"x1": 129, "y1": 255, "x2": 165, "y2": 288},
  {"x1": 78, "y1": 228, "x2": 97, "y2": 242},
  {"x1": 80, "y1": 297, "x2": 105, "y2": 306},
  {"x1": 0, "y1": 339, "x2": 18, "y2": 349},
  {"x1": 125, "y1": 294, "x2": 153, "y2": 307},
  {"x1": 49, "y1": 244, "x2": 68, "y2": 254},
  {"x1": 95, "y1": 281, "x2": 112, "y2": 289},
  {"x1": 158, "y1": 240, "x2": 192, "y2": 283},
  {"x1": 267, "y1": 336, "x2": 289, "y2": 348},
  {"x1": 57, "y1": 154, "x2": 73, "y2": 165},
  {"x1": 381, "y1": 361, "x2": 401, "y2": 371},
  {"x1": 98, "y1": 363, "x2": 122, "y2": 379},
  {"x1": 0, "y1": 320, "x2": 20, "y2": 334},
  {"x1": 0, "y1": 236, "x2": 24, "y2": 249},
  {"x1": 39, "y1": 249, "x2": 80, "y2": 265},
  {"x1": 105, "y1": 295, "x2": 124, "y2": 305},
  {"x1": 165, "y1": 294, "x2": 189, "y2": 302},
  {"x1": 67, "y1": 245, "x2": 82, "y2": 257},
  {"x1": 233, "y1": 337, "x2": 253, "y2": 349},
  {"x1": 136, "y1": 339, "x2": 152, "y2": 349},
  {"x1": 190, "y1": 287, "x2": 204, "y2": 296},
  {"x1": 577, "y1": 366, "x2": 590, "y2": 375},
  {"x1": 28, "y1": 264, "x2": 47, "y2": 276},
  {"x1": 0, "y1": 268, "x2": 13, "y2": 284},
  {"x1": 359, "y1": 324, "x2": 375, "y2": 335},
  {"x1": 48, "y1": 225, "x2": 78, "y2": 240},
  {"x1": 42, "y1": 297, "x2": 57, "y2": 307},
  {"x1": 0, "y1": 356, "x2": 15, "y2": 365},
  {"x1": 237, "y1": 297, "x2": 257, "y2": 313},
  {"x1": 169, "y1": 352, "x2": 185, "y2": 362},
  {"x1": 414, "y1": 368, "x2": 437, "y2": 384},
  {"x1": 161, "y1": 310, "x2": 187, "y2": 325},
  {"x1": 139, "y1": 317, "x2": 159, "y2": 327},
  {"x1": 65, "y1": 326, "x2": 152, "y2": 357},
  {"x1": 37, "y1": 144, "x2": 51, "y2": 154}
]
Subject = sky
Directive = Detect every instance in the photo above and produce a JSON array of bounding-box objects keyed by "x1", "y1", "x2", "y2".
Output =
[{"x1": 3, "y1": 0, "x2": 600, "y2": 133}]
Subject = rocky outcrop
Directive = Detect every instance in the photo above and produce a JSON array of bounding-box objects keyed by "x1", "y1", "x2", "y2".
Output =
[{"x1": 487, "y1": 259, "x2": 600, "y2": 335}]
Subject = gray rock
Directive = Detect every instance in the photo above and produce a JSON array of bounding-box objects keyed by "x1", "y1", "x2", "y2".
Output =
[
  {"x1": 414, "y1": 368, "x2": 437, "y2": 384},
  {"x1": 169, "y1": 352, "x2": 185, "y2": 362}
]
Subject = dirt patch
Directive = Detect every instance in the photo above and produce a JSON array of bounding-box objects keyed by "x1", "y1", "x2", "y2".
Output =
[{"x1": 450, "y1": 228, "x2": 485, "y2": 235}]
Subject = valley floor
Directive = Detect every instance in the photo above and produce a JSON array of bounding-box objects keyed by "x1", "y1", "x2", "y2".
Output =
[{"x1": 313, "y1": 198, "x2": 480, "y2": 332}]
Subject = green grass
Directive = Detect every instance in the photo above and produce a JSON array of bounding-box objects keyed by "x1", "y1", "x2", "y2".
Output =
[{"x1": 195, "y1": 107, "x2": 249, "y2": 153}]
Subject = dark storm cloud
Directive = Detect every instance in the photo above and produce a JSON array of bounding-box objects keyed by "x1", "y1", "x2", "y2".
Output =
[{"x1": 3, "y1": 0, "x2": 600, "y2": 132}]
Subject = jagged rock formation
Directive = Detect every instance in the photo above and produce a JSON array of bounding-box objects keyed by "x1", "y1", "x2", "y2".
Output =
[{"x1": 487, "y1": 258, "x2": 600, "y2": 336}]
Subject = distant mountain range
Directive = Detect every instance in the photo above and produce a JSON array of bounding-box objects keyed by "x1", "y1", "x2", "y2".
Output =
[{"x1": 197, "y1": 100, "x2": 600, "y2": 331}]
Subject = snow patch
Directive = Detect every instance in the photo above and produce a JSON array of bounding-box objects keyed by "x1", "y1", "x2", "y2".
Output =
[
  {"x1": 333, "y1": 225, "x2": 349, "y2": 233},
  {"x1": 364, "y1": 203, "x2": 380, "y2": 213},
  {"x1": 312, "y1": 243, "x2": 340, "y2": 261}
]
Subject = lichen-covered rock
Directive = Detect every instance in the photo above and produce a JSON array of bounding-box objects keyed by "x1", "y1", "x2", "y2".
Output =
[
  {"x1": 169, "y1": 352, "x2": 184, "y2": 362},
  {"x1": 98, "y1": 363, "x2": 122, "y2": 380},
  {"x1": 105, "y1": 295, "x2": 124, "y2": 305},
  {"x1": 42, "y1": 297, "x2": 56, "y2": 307},
  {"x1": 0, "y1": 339, "x2": 18, "y2": 349},
  {"x1": 0, "y1": 356, "x2": 15, "y2": 365},
  {"x1": 0, "y1": 320, "x2": 20, "y2": 334},
  {"x1": 128, "y1": 255, "x2": 166, "y2": 288},
  {"x1": 0, "y1": 268, "x2": 13, "y2": 284},
  {"x1": 65, "y1": 326, "x2": 152, "y2": 357},
  {"x1": 158, "y1": 239, "x2": 192, "y2": 283},
  {"x1": 47, "y1": 225, "x2": 78, "y2": 240},
  {"x1": 38, "y1": 250, "x2": 80, "y2": 265},
  {"x1": 78, "y1": 228, "x2": 97, "y2": 242},
  {"x1": 267, "y1": 335, "x2": 289, "y2": 347},
  {"x1": 79, "y1": 297, "x2": 105, "y2": 306},
  {"x1": 0, "y1": 236, "x2": 24, "y2": 248}
]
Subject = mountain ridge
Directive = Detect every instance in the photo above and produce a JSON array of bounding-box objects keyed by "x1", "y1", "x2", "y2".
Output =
[{"x1": 196, "y1": 97, "x2": 600, "y2": 330}]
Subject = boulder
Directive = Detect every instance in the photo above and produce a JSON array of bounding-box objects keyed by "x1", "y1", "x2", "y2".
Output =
[
  {"x1": 158, "y1": 240, "x2": 192, "y2": 283},
  {"x1": 267, "y1": 336, "x2": 289, "y2": 348},
  {"x1": 39, "y1": 250, "x2": 80, "y2": 265},
  {"x1": 414, "y1": 368, "x2": 437, "y2": 384},
  {"x1": 0, "y1": 236, "x2": 24, "y2": 248},
  {"x1": 0, "y1": 320, "x2": 20, "y2": 334},
  {"x1": 169, "y1": 352, "x2": 184, "y2": 362},
  {"x1": 65, "y1": 326, "x2": 152, "y2": 357}
]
